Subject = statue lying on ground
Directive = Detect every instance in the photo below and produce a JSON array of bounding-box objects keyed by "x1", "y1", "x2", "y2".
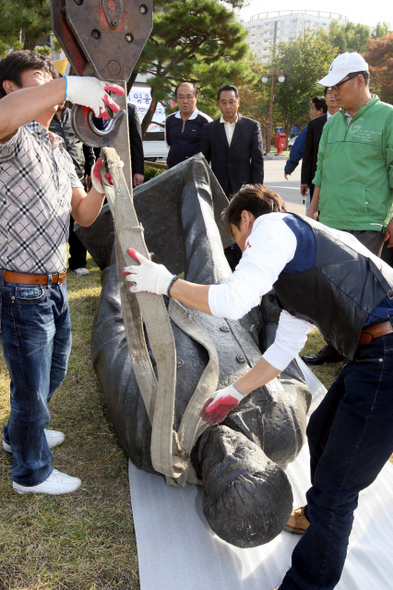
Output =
[{"x1": 76, "y1": 155, "x2": 311, "y2": 548}]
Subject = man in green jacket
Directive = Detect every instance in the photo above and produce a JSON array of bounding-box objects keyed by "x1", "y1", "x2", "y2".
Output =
[{"x1": 304, "y1": 52, "x2": 393, "y2": 365}]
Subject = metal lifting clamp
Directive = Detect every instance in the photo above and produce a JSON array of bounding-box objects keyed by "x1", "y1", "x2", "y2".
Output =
[{"x1": 51, "y1": 0, "x2": 153, "y2": 147}]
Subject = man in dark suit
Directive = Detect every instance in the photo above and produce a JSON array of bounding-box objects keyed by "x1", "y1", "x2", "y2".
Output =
[
  {"x1": 300, "y1": 88, "x2": 339, "y2": 203},
  {"x1": 200, "y1": 84, "x2": 264, "y2": 199}
]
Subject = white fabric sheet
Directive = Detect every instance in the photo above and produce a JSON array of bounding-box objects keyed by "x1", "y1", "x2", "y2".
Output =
[{"x1": 129, "y1": 359, "x2": 393, "y2": 590}]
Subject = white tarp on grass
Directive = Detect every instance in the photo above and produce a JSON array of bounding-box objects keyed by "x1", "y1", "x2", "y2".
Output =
[{"x1": 129, "y1": 359, "x2": 393, "y2": 590}]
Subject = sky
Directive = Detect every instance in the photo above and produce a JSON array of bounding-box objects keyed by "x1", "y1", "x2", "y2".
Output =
[{"x1": 238, "y1": 1, "x2": 392, "y2": 29}]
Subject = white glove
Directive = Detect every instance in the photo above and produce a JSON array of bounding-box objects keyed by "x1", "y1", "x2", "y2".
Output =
[
  {"x1": 200, "y1": 384, "x2": 245, "y2": 425},
  {"x1": 64, "y1": 76, "x2": 124, "y2": 119},
  {"x1": 90, "y1": 156, "x2": 124, "y2": 194},
  {"x1": 123, "y1": 249, "x2": 175, "y2": 295}
]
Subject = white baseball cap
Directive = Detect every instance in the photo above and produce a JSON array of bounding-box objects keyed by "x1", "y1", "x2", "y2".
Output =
[{"x1": 317, "y1": 52, "x2": 369, "y2": 87}]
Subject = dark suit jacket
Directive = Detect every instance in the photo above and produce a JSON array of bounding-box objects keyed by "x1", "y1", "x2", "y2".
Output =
[
  {"x1": 301, "y1": 113, "x2": 327, "y2": 194},
  {"x1": 200, "y1": 114, "x2": 264, "y2": 197},
  {"x1": 127, "y1": 103, "x2": 144, "y2": 176}
]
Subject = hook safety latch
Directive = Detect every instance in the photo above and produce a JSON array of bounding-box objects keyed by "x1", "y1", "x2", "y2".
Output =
[{"x1": 71, "y1": 103, "x2": 126, "y2": 148}]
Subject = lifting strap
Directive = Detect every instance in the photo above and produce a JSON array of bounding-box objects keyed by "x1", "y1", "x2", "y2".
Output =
[{"x1": 100, "y1": 148, "x2": 219, "y2": 486}]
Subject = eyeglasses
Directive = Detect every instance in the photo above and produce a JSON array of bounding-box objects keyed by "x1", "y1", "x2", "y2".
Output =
[{"x1": 329, "y1": 72, "x2": 359, "y2": 92}]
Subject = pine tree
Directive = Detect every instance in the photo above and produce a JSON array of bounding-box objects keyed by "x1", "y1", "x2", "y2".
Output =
[{"x1": 131, "y1": 0, "x2": 255, "y2": 135}]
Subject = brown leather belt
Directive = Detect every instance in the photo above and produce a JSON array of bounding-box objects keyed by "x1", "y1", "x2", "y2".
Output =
[
  {"x1": 2, "y1": 270, "x2": 67, "y2": 285},
  {"x1": 358, "y1": 320, "x2": 393, "y2": 346}
]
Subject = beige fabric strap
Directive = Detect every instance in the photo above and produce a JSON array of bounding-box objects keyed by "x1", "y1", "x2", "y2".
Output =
[
  {"x1": 100, "y1": 147, "x2": 219, "y2": 486},
  {"x1": 166, "y1": 299, "x2": 219, "y2": 486}
]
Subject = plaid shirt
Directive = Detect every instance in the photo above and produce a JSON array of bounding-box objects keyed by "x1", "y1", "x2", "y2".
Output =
[{"x1": 0, "y1": 121, "x2": 82, "y2": 273}]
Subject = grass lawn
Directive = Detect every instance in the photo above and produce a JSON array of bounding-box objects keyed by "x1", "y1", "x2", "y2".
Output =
[
  {"x1": 0, "y1": 255, "x2": 390, "y2": 588},
  {"x1": 0, "y1": 256, "x2": 138, "y2": 590}
]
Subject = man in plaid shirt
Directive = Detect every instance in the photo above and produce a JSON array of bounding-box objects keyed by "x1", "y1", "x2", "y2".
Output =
[{"x1": 0, "y1": 50, "x2": 123, "y2": 495}]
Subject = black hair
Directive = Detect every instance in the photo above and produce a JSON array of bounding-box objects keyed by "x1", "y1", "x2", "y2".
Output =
[
  {"x1": 312, "y1": 96, "x2": 327, "y2": 113},
  {"x1": 351, "y1": 70, "x2": 370, "y2": 85},
  {"x1": 222, "y1": 184, "x2": 287, "y2": 238},
  {"x1": 217, "y1": 84, "x2": 239, "y2": 101},
  {"x1": 175, "y1": 82, "x2": 197, "y2": 99},
  {"x1": 0, "y1": 50, "x2": 58, "y2": 99}
]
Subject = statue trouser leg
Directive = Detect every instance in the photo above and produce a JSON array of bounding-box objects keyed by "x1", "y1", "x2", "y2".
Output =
[{"x1": 279, "y1": 333, "x2": 393, "y2": 590}]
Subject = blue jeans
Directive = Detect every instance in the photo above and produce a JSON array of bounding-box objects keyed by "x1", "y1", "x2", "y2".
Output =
[
  {"x1": 0, "y1": 273, "x2": 71, "y2": 486},
  {"x1": 280, "y1": 332, "x2": 393, "y2": 590}
]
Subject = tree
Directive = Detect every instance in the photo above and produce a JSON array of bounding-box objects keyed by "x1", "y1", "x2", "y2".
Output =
[
  {"x1": 0, "y1": 0, "x2": 51, "y2": 54},
  {"x1": 372, "y1": 22, "x2": 393, "y2": 39},
  {"x1": 269, "y1": 31, "x2": 338, "y2": 138},
  {"x1": 326, "y1": 20, "x2": 370, "y2": 54},
  {"x1": 131, "y1": 0, "x2": 255, "y2": 135},
  {"x1": 0, "y1": 0, "x2": 21, "y2": 56},
  {"x1": 238, "y1": 60, "x2": 267, "y2": 123},
  {"x1": 364, "y1": 34, "x2": 393, "y2": 104}
]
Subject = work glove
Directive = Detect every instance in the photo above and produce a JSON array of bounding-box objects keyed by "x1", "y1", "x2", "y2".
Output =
[
  {"x1": 90, "y1": 157, "x2": 123, "y2": 193},
  {"x1": 200, "y1": 384, "x2": 245, "y2": 425},
  {"x1": 91, "y1": 158, "x2": 112, "y2": 194},
  {"x1": 64, "y1": 76, "x2": 124, "y2": 119},
  {"x1": 123, "y1": 248, "x2": 175, "y2": 295}
]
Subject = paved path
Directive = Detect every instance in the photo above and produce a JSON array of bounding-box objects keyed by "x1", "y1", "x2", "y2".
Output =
[{"x1": 263, "y1": 157, "x2": 306, "y2": 215}]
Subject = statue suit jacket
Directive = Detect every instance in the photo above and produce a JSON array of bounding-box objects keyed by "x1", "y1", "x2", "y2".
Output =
[
  {"x1": 200, "y1": 114, "x2": 264, "y2": 197},
  {"x1": 301, "y1": 112, "x2": 327, "y2": 193}
]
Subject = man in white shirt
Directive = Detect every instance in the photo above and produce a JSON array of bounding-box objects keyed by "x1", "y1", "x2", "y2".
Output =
[
  {"x1": 123, "y1": 183, "x2": 393, "y2": 590},
  {"x1": 200, "y1": 84, "x2": 264, "y2": 199}
]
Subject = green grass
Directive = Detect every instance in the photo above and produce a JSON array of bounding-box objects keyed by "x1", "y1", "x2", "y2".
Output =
[
  {"x1": 0, "y1": 257, "x2": 138, "y2": 590},
  {"x1": 299, "y1": 329, "x2": 342, "y2": 389},
  {"x1": 0, "y1": 256, "x2": 389, "y2": 588}
]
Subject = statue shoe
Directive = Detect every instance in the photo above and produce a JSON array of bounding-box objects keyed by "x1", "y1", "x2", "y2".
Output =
[
  {"x1": 3, "y1": 428, "x2": 65, "y2": 453},
  {"x1": 301, "y1": 344, "x2": 344, "y2": 365},
  {"x1": 284, "y1": 506, "x2": 310, "y2": 535}
]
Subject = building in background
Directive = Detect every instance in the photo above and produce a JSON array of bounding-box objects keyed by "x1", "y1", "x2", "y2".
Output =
[{"x1": 240, "y1": 10, "x2": 348, "y2": 62}]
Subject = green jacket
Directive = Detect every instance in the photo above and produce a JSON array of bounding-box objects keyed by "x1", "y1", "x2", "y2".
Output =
[{"x1": 313, "y1": 96, "x2": 393, "y2": 232}]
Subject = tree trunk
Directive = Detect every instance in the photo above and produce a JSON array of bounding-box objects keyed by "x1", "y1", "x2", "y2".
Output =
[
  {"x1": 23, "y1": 35, "x2": 38, "y2": 51},
  {"x1": 127, "y1": 67, "x2": 139, "y2": 95},
  {"x1": 141, "y1": 96, "x2": 157, "y2": 137}
]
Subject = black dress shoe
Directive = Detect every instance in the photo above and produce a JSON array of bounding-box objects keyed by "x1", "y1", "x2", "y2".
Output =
[{"x1": 301, "y1": 344, "x2": 344, "y2": 365}]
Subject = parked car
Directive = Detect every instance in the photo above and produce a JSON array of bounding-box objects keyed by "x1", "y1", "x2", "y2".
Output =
[{"x1": 143, "y1": 131, "x2": 169, "y2": 162}]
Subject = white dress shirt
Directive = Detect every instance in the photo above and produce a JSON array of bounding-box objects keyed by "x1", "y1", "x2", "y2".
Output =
[
  {"x1": 220, "y1": 115, "x2": 238, "y2": 145},
  {"x1": 208, "y1": 214, "x2": 314, "y2": 371}
]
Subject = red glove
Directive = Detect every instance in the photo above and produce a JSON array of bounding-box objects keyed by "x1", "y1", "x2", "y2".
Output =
[{"x1": 200, "y1": 384, "x2": 245, "y2": 425}]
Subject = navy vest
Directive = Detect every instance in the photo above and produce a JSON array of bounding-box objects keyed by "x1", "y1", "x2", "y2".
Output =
[{"x1": 273, "y1": 214, "x2": 393, "y2": 359}]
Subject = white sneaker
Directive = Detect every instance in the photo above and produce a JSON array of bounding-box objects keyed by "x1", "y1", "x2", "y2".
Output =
[
  {"x1": 73, "y1": 267, "x2": 89, "y2": 276},
  {"x1": 3, "y1": 428, "x2": 65, "y2": 453},
  {"x1": 13, "y1": 469, "x2": 81, "y2": 495}
]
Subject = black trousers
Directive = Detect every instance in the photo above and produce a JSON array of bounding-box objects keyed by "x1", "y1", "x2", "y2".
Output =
[{"x1": 68, "y1": 216, "x2": 87, "y2": 270}]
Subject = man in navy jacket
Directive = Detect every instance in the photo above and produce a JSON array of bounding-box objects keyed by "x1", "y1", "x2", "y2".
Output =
[{"x1": 165, "y1": 82, "x2": 211, "y2": 168}]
